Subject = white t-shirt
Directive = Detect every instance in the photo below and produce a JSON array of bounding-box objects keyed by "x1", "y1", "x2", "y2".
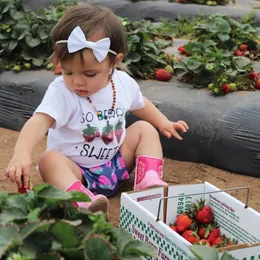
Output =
[{"x1": 35, "y1": 70, "x2": 144, "y2": 168}]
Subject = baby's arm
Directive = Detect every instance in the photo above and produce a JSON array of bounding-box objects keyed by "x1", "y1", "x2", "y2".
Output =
[
  {"x1": 6, "y1": 113, "x2": 54, "y2": 188},
  {"x1": 132, "y1": 97, "x2": 188, "y2": 140}
]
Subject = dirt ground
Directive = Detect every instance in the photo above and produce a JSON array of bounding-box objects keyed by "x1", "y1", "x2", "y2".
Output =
[{"x1": 1, "y1": 127, "x2": 260, "y2": 227}]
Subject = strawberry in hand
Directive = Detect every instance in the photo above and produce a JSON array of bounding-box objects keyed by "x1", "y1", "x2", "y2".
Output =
[{"x1": 18, "y1": 175, "x2": 33, "y2": 194}]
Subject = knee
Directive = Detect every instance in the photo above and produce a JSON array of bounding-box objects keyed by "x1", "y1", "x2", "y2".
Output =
[
  {"x1": 38, "y1": 150, "x2": 60, "y2": 173},
  {"x1": 134, "y1": 120, "x2": 159, "y2": 138}
]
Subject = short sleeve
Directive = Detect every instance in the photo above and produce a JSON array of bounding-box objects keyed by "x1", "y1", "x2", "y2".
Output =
[
  {"x1": 128, "y1": 77, "x2": 145, "y2": 111},
  {"x1": 34, "y1": 79, "x2": 74, "y2": 129}
]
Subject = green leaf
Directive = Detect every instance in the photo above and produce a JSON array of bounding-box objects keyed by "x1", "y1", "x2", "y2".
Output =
[
  {"x1": 9, "y1": 8, "x2": 24, "y2": 20},
  {"x1": 25, "y1": 35, "x2": 41, "y2": 48},
  {"x1": 8, "y1": 40, "x2": 18, "y2": 51},
  {"x1": 112, "y1": 228, "x2": 134, "y2": 255},
  {"x1": 122, "y1": 240, "x2": 155, "y2": 257},
  {"x1": 0, "y1": 208, "x2": 27, "y2": 224},
  {"x1": 83, "y1": 236, "x2": 112, "y2": 260},
  {"x1": 2, "y1": 3, "x2": 11, "y2": 14},
  {"x1": 128, "y1": 35, "x2": 140, "y2": 43},
  {"x1": 221, "y1": 252, "x2": 236, "y2": 260},
  {"x1": 5, "y1": 195, "x2": 28, "y2": 213},
  {"x1": 217, "y1": 34, "x2": 230, "y2": 41},
  {"x1": 50, "y1": 220, "x2": 81, "y2": 248},
  {"x1": 0, "y1": 225, "x2": 18, "y2": 258},
  {"x1": 204, "y1": 40, "x2": 216, "y2": 48},
  {"x1": 190, "y1": 245, "x2": 218, "y2": 260},
  {"x1": 20, "y1": 220, "x2": 55, "y2": 240},
  {"x1": 186, "y1": 58, "x2": 201, "y2": 70},
  {"x1": 38, "y1": 253, "x2": 63, "y2": 260},
  {"x1": 27, "y1": 208, "x2": 41, "y2": 222},
  {"x1": 0, "y1": 33, "x2": 10, "y2": 40},
  {"x1": 233, "y1": 56, "x2": 252, "y2": 72},
  {"x1": 127, "y1": 51, "x2": 141, "y2": 62},
  {"x1": 240, "y1": 24, "x2": 256, "y2": 33},
  {"x1": 18, "y1": 30, "x2": 28, "y2": 40},
  {"x1": 174, "y1": 61, "x2": 187, "y2": 70},
  {"x1": 36, "y1": 184, "x2": 91, "y2": 203},
  {"x1": 38, "y1": 30, "x2": 48, "y2": 40},
  {"x1": 32, "y1": 57, "x2": 44, "y2": 67}
]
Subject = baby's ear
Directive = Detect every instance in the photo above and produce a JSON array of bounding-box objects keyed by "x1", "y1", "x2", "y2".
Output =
[{"x1": 116, "y1": 53, "x2": 124, "y2": 64}]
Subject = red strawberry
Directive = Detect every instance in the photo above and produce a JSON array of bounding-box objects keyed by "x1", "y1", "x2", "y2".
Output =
[
  {"x1": 195, "y1": 204, "x2": 214, "y2": 224},
  {"x1": 177, "y1": 0, "x2": 183, "y2": 3},
  {"x1": 101, "y1": 121, "x2": 114, "y2": 145},
  {"x1": 115, "y1": 120, "x2": 123, "y2": 143},
  {"x1": 18, "y1": 186, "x2": 27, "y2": 194},
  {"x1": 176, "y1": 214, "x2": 192, "y2": 233},
  {"x1": 198, "y1": 227, "x2": 206, "y2": 239},
  {"x1": 18, "y1": 178, "x2": 33, "y2": 194},
  {"x1": 155, "y1": 69, "x2": 172, "y2": 82},
  {"x1": 221, "y1": 84, "x2": 231, "y2": 94},
  {"x1": 170, "y1": 225, "x2": 177, "y2": 232},
  {"x1": 179, "y1": 47, "x2": 188, "y2": 55},
  {"x1": 182, "y1": 230, "x2": 200, "y2": 244},
  {"x1": 239, "y1": 44, "x2": 248, "y2": 51},
  {"x1": 212, "y1": 237, "x2": 223, "y2": 247},
  {"x1": 234, "y1": 50, "x2": 243, "y2": 56},
  {"x1": 249, "y1": 71, "x2": 259, "y2": 81},
  {"x1": 207, "y1": 228, "x2": 220, "y2": 243},
  {"x1": 83, "y1": 124, "x2": 99, "y2": 142},
  {"x1": 194, "y1": 239, "x2": 211, "y2": 247},
  {"x1": 256, "y1": 79, "x2": 260, "y2": 89},
  {"x1": 177, "y1": 45, "x2": 184, "y2": 51}
]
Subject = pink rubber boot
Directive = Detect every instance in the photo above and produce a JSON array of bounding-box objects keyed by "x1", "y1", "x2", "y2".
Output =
[
  {"x1": 66, "y1": 180, "x2": 109, "y2": 213},
  {"x1": 134, "y1": 155, "x2": 168, "y2": 191}
]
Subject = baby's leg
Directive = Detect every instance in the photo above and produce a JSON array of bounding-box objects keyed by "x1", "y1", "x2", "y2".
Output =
[
  {"x1": 38, "y1": 150, "x2": 109, "y2": 213},
  {"x1": 38, "y1": 150, "x2": 82, "y2": 190},
  {"x1": 120, "y1": 121, "x2": 167, "y2": 190}
]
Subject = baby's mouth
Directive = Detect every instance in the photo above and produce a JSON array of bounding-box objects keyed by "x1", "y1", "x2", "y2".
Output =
[{"x1": 76, "y1": 89, "x2": 89, "y2": 95}]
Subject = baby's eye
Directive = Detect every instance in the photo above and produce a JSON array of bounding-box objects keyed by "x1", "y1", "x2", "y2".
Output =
[
  {"x1": 64, "y1": 72, "x2": 72, "y2": 76},
  {"x1": 85, "y1": 73, "x2": 96, "y2": 77}
]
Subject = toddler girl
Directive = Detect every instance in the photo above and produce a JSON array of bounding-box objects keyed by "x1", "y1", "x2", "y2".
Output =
[{"x1": 6, "y1": 4, "x2": 188, "y2": 213}]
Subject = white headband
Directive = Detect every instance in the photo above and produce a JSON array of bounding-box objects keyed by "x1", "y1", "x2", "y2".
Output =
[{"x1": 56, "y1": 26, "x2": 117, "y2": 62}]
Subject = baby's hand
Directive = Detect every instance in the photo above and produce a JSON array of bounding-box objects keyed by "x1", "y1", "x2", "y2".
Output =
[
  {"x1": 6, "y1": 153, "x2": 32, "y2": 189},
  {"x1": 159, "y1": 120, "x2": 189, "y2": 140}
]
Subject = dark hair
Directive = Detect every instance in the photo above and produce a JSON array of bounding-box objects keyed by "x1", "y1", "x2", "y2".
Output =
[{"x1": 50, "y1": 4, "x2": 128, "y2": 65}]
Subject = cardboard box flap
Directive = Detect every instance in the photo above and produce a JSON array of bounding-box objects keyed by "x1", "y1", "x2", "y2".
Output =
[{"x1": 125, "y1": 187, "x2": 165, "y2": 221}]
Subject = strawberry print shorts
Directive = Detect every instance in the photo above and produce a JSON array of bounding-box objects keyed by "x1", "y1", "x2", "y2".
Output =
[{"x1": 80, "y1": 151, "x2": 130, "y2": 197}]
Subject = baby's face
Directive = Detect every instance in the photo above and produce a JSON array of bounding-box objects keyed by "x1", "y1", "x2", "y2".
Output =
[{"x1": 60, "y1": 32, "x2": 113, "y2": 97}]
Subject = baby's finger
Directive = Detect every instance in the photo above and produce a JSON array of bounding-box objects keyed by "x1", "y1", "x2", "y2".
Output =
[
  {"x1": 162, "y1": 129, "x2": 172, "y2": 138},
  {"x1": 15, "y1": 165, "x2": 23, "y2": 188},
  {"x1": 22, "y1": 166, "x2": 31, "y2": 188},
  {"x1": 7, "y1": 166, "x2": 16, "y2": 183},
  {"x1": 178, "y1": 120, "x2": 189, "y2": 130},
  {"x1": 173, "y1": 122, "x2": 187, "y2": 133},
  {"x1": 171, "y1": 129, "x2": 183, "y2": 140}
]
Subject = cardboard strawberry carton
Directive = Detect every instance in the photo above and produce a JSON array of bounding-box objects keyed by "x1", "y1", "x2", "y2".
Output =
[{"x1": 120, "y1": 182, "x2": 260, "y2": 259}]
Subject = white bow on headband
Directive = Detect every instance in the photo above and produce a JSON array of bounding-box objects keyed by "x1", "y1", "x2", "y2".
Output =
[{"x1": 56, "y1": 26, "x2": 117, "y2": 62}]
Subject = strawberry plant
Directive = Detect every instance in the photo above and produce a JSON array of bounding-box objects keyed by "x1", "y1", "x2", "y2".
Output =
[
  {"x1": 192, "y1": 14, "x2": 260, "y2": 53},
  {"x1": 0, "y1": 184, "x2": 154, "y2": 260},
  {"x1": 122, "y1": 17, "x2": 173, "y2": 78},
  {"x1": 174, "y1": 38, "x2": 255, "y2": 95},
  {"x1": 0, "y1": 0, "x2": 77, "y2": 72}
]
